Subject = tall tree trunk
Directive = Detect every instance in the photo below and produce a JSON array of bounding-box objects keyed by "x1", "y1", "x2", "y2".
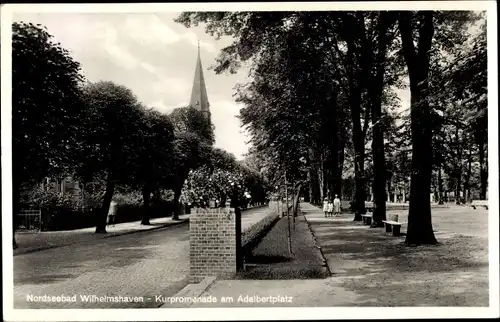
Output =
[
  {"x1": 230, "y1": 185, "x2": 243, "y2": 270},
  {"x1": 304, "y1": 184, "x2": 311, "y2": 203},
  {"x1": 454, "y1": 125, "x2": 463, "y2": 204},
  {"x1": 324, "y1": 155, "x2": 333, "y2": 200},
  {"x1": 96, "y1": 172, "x2": 115, "y2": 233},
  {"x1": 141, "y1": 184, "x2": 151, "y2": 225},
  {"x1": 463, "y1": 159, "x2": 471, "y2": 202},
  {"x1": 309, "y1": 148, "x2": 321, "y2": 205},
  {"x1": 13, "y1": 181, "x2": 21, "y2": 249},
  {"x1": 172, "y1": 183, "x2": 183, "y2": 220},
  {"x1": 308, "y1": 166, "x2": 316, "y2": 204},
  {"x1": 346, "y1": 36, "x2": 366, "y2": 221},
  {"x1": 464, "y1": 150, "x2": 472, "y2": 201},
  {"x1": 329, "y1": 87, "x2": 342, "y2": 198},
  {"x1": 455, "y1": 174, "x2": 462, "y2": 204},
  {"x1": 338, "y1": 131, "x2": 346, "y2": 198},
  {"x1": 478, "y1": 138, "x2": 487, "y2": 200},
  {"x1": 366, "y1": 11, "x2": 392, "y2": 227},
  {"x1": 438, "y1": 166, "x2": 444, "y2": 204},
  {"x1": 353, "y1": 139, "x2": 366, "y2": 220},
  {"x1": 293, "y1": 184, "x2": 303, "y2": 217},
  {"x1": 152, "y1": 189, "x2": 161, "y2": 202},
  {"x1": 318, "y1": 153, "x2": 325, "y2": 202},
  {"x1": 399, "y1": 11, "x2": 437, "y2": 245},
  {"x1": 304, "y1": 151, "x2": 311, "y2": 203}
]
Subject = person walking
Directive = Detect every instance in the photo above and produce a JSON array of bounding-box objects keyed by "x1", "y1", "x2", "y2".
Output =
[
  {"x1": 327, "y1": 199, "x2": 334, "y2": 217},
  {"x1": 333, "y1": 195, "x2": 341, "y2": 217},
  {"x1": 107, "y1": 200, "x2": 117, "y2": 227},
  {"x1": 323, "y1": 198, "x2": 328, "y2": 217}
]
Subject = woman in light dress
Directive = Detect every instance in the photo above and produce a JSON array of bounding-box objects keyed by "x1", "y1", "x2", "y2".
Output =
[{"x1": 333, "y1": 194, "x2": 341, "y2": 217}]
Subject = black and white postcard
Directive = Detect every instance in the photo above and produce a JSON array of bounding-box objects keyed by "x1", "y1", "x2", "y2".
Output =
[{"x1": 1, "y1": 1, "x2": 498, "y2": 321}]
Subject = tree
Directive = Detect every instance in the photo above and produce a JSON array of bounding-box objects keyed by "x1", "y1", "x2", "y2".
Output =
[
  {"x1": 177, "y1": 12, "x2": 351, "y2": 208},
  {"x1": 397, "y1": 11, "x2": 478, "y2": 244},
  {"x1": 183, "y1": 162, "x2": 243, "y2": 207},
  {"x1": 176, "y1": 11, "x2": 482, "y2": 243},
  {"x1": 78, "y1": 81, "x2": 144, "y2": 233},
  {"x1": 168, "y1": 106, "x2": 214, "y2": 219},
  {"x1": 126, "y1": 108, "x2": 175, "y2": 225},
  {"x1": 12, "y1": 22, "x2": 85, "y2": 247},
  {"x1": 170, "y1": 106, "x2": 215, "y2": 146},
  {"x1": 363, "y1": 12, "x2": 396, "y2": 227},
  {"x1": 448, "y1": 22, "x2": 487, "y2": 199},
  {"x1": 239, "y1": 162, "x2": 269, "y2": 205},
  {"x1": 398, "y1": 11, "x2": 439, "y2": 245}
]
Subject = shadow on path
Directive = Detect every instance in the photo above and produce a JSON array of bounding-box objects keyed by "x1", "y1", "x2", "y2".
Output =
[{"x1": 301, "y1": 202, "x2": 489, "y2": 306}]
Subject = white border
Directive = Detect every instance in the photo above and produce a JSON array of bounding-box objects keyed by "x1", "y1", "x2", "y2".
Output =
[
  {"x1": 0, "y1": 1, "x2": 494, "y2": 13},
  {"x1": 1, "y1": 1, "x2": 499, "y2": 321},
  {"x1": 486, "y1": 0, "x2": 499, "y2": 316}
]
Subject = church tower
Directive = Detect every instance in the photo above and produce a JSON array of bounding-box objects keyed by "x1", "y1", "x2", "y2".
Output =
[{"x1": 189, "y1": 42, "x2": 211, "y2": 121}]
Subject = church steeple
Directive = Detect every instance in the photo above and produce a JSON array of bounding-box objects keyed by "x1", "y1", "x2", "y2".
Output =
[{"x1": 189, "y1": 41, "x2": 211, "y2": 121}]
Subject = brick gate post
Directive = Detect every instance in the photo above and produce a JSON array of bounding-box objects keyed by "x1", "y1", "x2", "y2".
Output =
[{"x1": 189, "y1": 207, "x2": 237, "y2": 283}]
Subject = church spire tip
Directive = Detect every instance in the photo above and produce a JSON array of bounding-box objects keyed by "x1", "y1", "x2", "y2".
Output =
[{"x1": 189, "y1": 37, "x2": 210, "y2": 120}]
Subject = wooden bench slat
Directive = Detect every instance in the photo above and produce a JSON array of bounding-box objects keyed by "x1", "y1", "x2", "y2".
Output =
[{"x1": 382, "y1": 221, "x2": 402, "y2": 226}]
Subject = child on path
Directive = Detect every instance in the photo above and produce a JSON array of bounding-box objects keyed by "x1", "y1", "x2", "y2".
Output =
[
  {"x1": 333, "y1": 195, "x2": 341, "y2": 216},
  {"x1": 327, "y1": 199, "x2": 334, "y2": 217},
  {"x1": 323, "y1": 198, "x2": 329, "y2": 217}
]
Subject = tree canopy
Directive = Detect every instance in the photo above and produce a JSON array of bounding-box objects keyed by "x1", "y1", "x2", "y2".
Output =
[
  {"x1": 176, "y1": 10, "x2": 486, "y2": 245},
  {"x1": 12, "y1": 22, "x2": 85, "y2": 188}
]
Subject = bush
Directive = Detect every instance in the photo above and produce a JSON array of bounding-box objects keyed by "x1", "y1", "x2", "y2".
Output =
[
  {"x1": 114, "y1": 200, "x2": 175, "y2": 224},
  {"x1": 41, "y1": 209, "x2": 98, "y2": 231},
  {"x1": 113, "y1": 190, "x2": 142, "y2": 206},
  {"x1": 21, "y1": 184, "x2": 82, "y2": 210},
  {"x1": 20, "y1": 184, "x2": 176, "y2": 230}
]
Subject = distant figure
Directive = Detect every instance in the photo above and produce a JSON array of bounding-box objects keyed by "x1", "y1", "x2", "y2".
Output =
[
  {"x1": 108, "y1": 200, "x2": 117, "y2": 227},
  {"x1": 333, "y1": 195, "x2": 341, "y2": 216},
  {"x1": 327, "y1": 200, "x2": 334, "y2": 217},
  {"x1": 323, "y1": 198, "x2": 328, "y2": 217}
]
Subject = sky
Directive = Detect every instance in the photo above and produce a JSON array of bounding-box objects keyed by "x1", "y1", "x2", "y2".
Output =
[
  {"x1": 12, "y1": 12, "x2": 419, "y2": 160},
  {"x1": 13, "y1": 12, "x2": 253, "y2": 160}
]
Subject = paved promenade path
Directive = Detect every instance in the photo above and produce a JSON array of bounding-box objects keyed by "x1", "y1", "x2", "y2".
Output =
[
  {"x1": 301, "y1": 202, "x2": 488, "y2": 306},
  {"x1": 14, "y1": 204, "x2": 270, "y2": 256},
  {"x1": 14, "y1": 215, "x2": 190, "y2": 256},
  {"x1": 12, "y1": 206, "x2": 272, "y2": 309},
  {"x1": 189, "y1": 203, "x2": 489, "y2": 307}
]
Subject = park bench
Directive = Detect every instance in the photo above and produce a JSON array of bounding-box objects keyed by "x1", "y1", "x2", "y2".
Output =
[
  {"x1": 361, "y1": 213, "x2": 373, "y2": 225},
  {"x1": 382, "y1": 214, "x2": 402, "y2": 237},
  {"x1": 470, "y1": 200, "x2": 488, "y2": 210}
]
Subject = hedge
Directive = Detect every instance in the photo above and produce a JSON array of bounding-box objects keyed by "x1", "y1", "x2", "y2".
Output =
[{"x1": 34, "y1": 200, "x2": 176, "y2": 231}]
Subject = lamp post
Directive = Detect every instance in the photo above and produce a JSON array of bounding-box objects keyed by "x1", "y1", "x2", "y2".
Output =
[
  {"x1": 284, "y1": 169, "x2": 292, "y2": 255},
  {"x1": 275, "y1": 185, "x2": 280, "y2": 215},
  {"x1": 230, "y1": 181, "x2": 243, "y2": 271}
]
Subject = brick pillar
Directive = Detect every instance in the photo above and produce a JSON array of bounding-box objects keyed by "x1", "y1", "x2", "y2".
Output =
[{"x1": 189, "y1": 207, "x2": 236, "y2": 284}]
